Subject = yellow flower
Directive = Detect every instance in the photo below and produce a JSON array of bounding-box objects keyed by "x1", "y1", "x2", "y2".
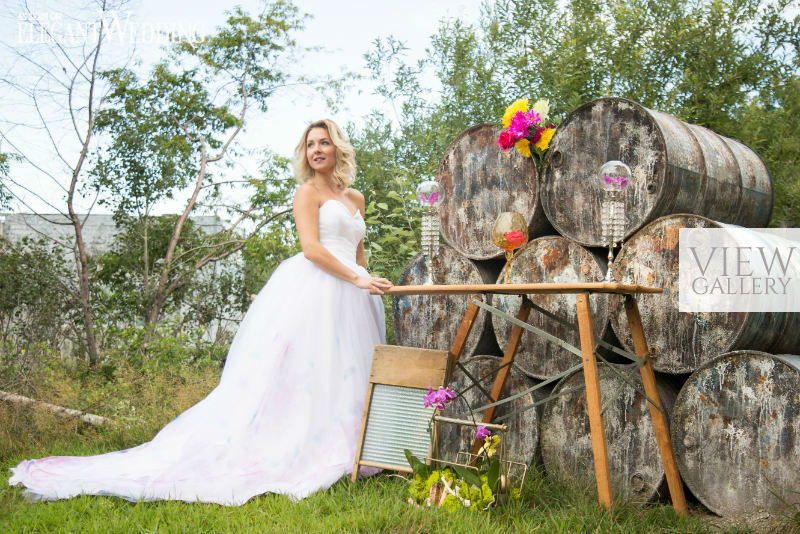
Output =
[
  {"x1": 502, "y1": 98, "x2": 529, "y2": 128},
  {"x1": 535, "y1": 126, "x2": 556, "y2": 151},
  {"x1": 478, "y1": 435, "x2": 500, "y2": 457},
  {"x1": 515, "y1": 138, "x2": 531, "y2": 158},
  {"x1": 532, "y1": 99, "x2": 550, "y2": 124}
]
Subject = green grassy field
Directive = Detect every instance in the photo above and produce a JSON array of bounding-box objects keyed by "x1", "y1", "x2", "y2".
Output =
[{"x1": 0, "y1": 355, "x2": 790, "y2": 533}]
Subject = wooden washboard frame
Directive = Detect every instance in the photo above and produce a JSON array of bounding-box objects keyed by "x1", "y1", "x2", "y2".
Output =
[{"x1": 351, "y1": 344, "x2": 451, "y2": 481}]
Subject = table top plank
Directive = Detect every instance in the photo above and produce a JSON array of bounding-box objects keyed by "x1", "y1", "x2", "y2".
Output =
[{"x1": 385, "y1": 283, "x2": 662, "y2": 296}]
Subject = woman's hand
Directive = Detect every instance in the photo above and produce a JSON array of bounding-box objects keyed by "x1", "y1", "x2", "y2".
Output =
[{"x1": 354, "y1": 276, "x2": 394, "y2": 295}]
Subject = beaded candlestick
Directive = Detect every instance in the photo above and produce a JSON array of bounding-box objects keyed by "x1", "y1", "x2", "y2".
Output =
[
  {"x1": 599, "y1": 161, "x2": 631, "y2": 282},
  {"x1": 416, "y1": 180, "x2": 444, "y2": 284}
]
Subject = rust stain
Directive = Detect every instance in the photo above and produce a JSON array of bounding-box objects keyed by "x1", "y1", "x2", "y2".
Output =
[
  {"x1": 542, "y1": 244, "x2": 568, "y2": 270},
  {"x1": 771, "y1": 410, "x2": 777, "y2": 420},
  {"x1": 661, "y1": 225, "x2": 681, "y2": 250},
  {"x1": 760, "y1": 458, "x2": 768, "y2": 469}
]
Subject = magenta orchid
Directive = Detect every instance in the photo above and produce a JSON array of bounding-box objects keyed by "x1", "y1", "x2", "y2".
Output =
[
  {"x1": 475, "y1": 425, "x2": 491, "y2": 441},
  {"x1": 423, "y1": 386, "x2": 457, "y2": 410}
]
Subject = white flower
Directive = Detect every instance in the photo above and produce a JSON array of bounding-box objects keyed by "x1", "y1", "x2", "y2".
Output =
[{"x1": 532, "y1": 99, "x2": 550, "y2": 124}]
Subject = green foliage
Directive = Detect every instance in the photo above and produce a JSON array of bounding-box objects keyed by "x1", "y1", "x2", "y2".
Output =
[
  {"x1": 93, "y1": 216, "x2": 203, "y2": 323},
  {"x1": 354, "y1": 0, "x2": 800, "y2": 246},
  {"x1": 737, "y1": 75, "x2": 800, "y2": 227},
  {"x1": 100, "y1": 323, "x2": 228, "y2": 368},
  {"x1": 0, "y1": 238, "x2": 74, "y2": 352},
  {"x1": 92, "y1": 65, "x2": 228, "y2": 216},
  {"x1": 241, "y1": 222, "x2": 300, "y2": 298}
]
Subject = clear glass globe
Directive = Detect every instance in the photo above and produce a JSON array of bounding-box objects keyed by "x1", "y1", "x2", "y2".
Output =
[
  {"x1": 415, "y1": 180, "x2": 443, "y2": 208},
  {"x1": 598, "y1": 160, "x2": 632, "y2": 190}
]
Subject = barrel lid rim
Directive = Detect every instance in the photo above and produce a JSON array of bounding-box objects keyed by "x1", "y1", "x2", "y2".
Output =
[
  {"x1": 540, "y1": 97, "x2": 666, "y2": 246},
  {"x1": 435, "y1": 121, "x2": 543, "y2": 259}
]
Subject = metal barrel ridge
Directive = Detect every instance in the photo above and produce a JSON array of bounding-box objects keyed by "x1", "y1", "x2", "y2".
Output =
[
  {"x1": 436, "y1": 123, "x2": 553, "y2": 260},
  {"x1": 541, "y1": 97, "x2": 773, "y2": 248}
]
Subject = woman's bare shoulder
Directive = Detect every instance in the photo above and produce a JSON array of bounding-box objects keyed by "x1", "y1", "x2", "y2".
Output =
[
  {"x1": 294, "y1": 182, "x2": 321, "y2": 205},
  {"x1": 343, "y1": 187, "x2": 364, "y2": 203}
]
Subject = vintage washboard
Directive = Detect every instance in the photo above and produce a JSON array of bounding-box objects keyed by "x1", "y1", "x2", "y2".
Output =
[{"x1": 351, "y1": 344, "x2": 451, "y2": 480}]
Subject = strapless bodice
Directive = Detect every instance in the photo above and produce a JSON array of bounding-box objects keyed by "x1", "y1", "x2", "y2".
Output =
[{"x1": 318, "y1": 199, "x2": 365, "y2": 265}]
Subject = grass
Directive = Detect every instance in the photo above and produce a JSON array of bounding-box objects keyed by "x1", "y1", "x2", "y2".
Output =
[{"x1": 0, "y1": 353, "x2": 781, "y2": 533}]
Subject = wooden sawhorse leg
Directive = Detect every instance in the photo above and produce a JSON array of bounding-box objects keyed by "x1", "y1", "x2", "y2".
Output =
[
  {"x1": 576, "y1": 293, "x2": 688, "y2": 515},
  {"x1": 624, "y1": 295, "x2": 688, "y2": 516},
  {"x1": 447, "y1": 298, "x2": 481, "y2": 377},
  {"x1": 575, "y1": 293, "x2": 613, "y2": 508}
]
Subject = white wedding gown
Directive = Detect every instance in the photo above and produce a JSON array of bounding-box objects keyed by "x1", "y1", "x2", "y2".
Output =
[{"x1": 9, "y1": 199, "x2": 386, "y2": 505}]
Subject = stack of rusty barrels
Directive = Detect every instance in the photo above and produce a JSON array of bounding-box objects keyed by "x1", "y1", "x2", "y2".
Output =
[{"x1": 391, "y1": 97, "x2": 800, "y2": 517}]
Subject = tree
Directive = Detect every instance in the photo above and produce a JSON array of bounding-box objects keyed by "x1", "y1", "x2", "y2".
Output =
[
  {"x1": 0, "y1": 0, "x2": 130, "y2": 365},
  {"x1": 353, "y1": 0, "x2": 800, "y2": 273},
  {"x1": 89, "y1": 4, "x2": 304, "y2": 341},
  {"x1": 1, "y1": 1, "x2": 316, "y2": 360}
]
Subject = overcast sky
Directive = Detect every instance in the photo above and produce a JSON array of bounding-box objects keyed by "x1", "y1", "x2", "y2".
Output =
[{"x1": 1, "y1": 0, "x2": 484, "y2": 214}]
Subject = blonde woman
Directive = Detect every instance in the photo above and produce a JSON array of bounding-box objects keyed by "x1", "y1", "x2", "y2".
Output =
[{"x1": 10, "y1": 119, "x2": 392, "y2": 504}]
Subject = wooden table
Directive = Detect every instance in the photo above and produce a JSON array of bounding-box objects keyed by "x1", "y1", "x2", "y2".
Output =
[{"x1": 385, "y1": 282, "x2": 687, "y2": 515}]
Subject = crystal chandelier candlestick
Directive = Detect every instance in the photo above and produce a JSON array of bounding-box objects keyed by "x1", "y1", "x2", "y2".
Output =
[
  {"x1": 599, "y1": 161, "x2": 631, "y2": 282},
  {"x1": 416, "y1": 180, "x2": 444, "y2": 284},
  {"x1": 421, "y1": 209, "x2": 439, "y2": 258}
]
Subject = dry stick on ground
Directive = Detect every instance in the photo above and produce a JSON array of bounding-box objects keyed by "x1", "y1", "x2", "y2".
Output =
[{"x1": 0, "y1": 390, "x2": 110, "y2": 426}]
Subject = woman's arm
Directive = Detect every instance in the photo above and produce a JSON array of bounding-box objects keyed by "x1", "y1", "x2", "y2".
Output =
[{"x1": 294, "y1": 184, "x2": 392, "y2": 294}]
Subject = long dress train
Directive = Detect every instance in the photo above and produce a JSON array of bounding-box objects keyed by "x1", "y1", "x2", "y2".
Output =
[{"x1": 8, "y1": 199, "x2": 386, "y2": 505}]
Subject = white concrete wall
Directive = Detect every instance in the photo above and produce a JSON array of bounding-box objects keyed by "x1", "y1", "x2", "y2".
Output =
[{"x1": 0, "y1": 213, "x2": 223, "y2": 255}]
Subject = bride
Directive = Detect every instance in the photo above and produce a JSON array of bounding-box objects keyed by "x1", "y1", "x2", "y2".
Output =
[{"x1": 9, "y1": 119, "x2": 393, "y2": 505}]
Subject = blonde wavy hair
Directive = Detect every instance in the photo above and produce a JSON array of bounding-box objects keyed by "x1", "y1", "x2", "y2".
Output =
[{"x1": 293, "y1": 119, "x2": 356, "y2": 189}]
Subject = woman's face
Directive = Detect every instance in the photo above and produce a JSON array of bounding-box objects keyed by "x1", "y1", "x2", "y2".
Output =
[{"x1": 306, "y1": 127, "x2": 336, "y2": 176}]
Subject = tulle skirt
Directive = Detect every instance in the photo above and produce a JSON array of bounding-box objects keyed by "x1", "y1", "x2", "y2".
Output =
[{"x1": 9, "y1": 252, "x2": 386, "y2": 505}]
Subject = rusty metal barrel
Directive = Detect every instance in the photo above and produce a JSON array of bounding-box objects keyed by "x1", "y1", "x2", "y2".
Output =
[
  {"x1": 541, "y1": 97, "x2": 773, "y2": 247},
  {"x1": 491, "y1": 236, "x2": 613, "y2": 379},
  {"x1": 540, "y1": 364, "x2": 679, "y2": 501},
  {"x1": 437, "y1": 355, "x2": 541, "y2": 466},
  {"x1": 609, "y1": 214, "x2": 800, "y2": 374},
  {"x1": 392, "y1": 244, "x2": 499, "y2": 357},
  {"x1": 436, "y1": 123, "x2": 553, "y2": 260},
  {"x1": 671, "y1": 351, "x2": 800, "y2": 516}
]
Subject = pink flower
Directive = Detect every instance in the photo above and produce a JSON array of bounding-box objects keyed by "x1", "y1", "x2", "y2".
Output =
[
  {"x1": 503, "y1": 229, "x2": 527, "y2": 249},
  {"x1": 417, "y1": 191, "x2": 440, "y2": 206},
  {"x1": 497, "y1": 130, "x2": 516, "y2": 151},
  {"x1": 602, "y1": 175, "x2": 629, "y2": 189},
  {"x1": 508, "y1": 110, "x2": 541, "y2": 139},
  {"x1": 423, "y1": 386, "x2": 457, "y2": 410},
  {"x1": 529, "y1": 126, "x2": 546, "y2": 144},
  {"x1": 475, "y1": 425, "x2": 491, "y2": 440}
]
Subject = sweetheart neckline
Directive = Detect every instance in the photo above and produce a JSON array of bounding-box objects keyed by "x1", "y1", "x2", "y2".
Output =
[{"x1": 321, "y1": 198, "x2": 362, "y2": 219}]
